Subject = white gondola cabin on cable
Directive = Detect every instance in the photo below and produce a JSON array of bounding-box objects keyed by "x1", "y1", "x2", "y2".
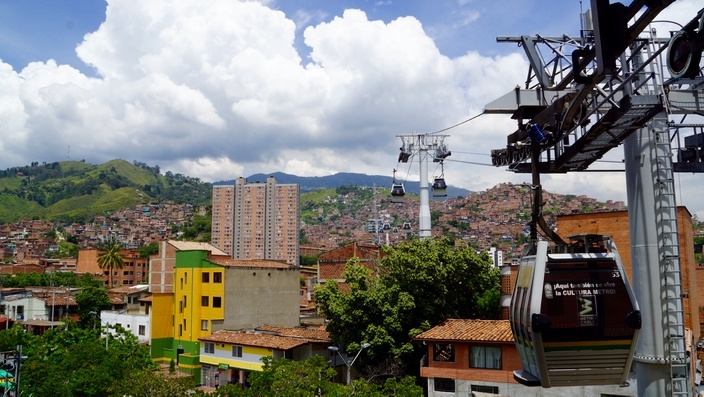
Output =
[
  {"x1": 432, "y1": 161, "x2": 448, "y2": 198},
  {"x1": 390, "y1": 168, "x2": 405, "y2": 203}
]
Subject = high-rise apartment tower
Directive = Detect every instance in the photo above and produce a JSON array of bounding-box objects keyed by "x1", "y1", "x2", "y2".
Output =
[{"x1": 211, "y1": 176, "x2": 300, "y2": 266}]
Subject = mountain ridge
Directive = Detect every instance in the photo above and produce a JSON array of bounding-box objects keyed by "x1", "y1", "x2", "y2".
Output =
[{"x1": 218, "y1": 171, "x2": 471, "y2": 198}]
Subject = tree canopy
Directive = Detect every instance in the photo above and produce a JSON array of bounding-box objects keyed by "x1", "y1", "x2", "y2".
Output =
[
  {"x1": 17, "y1": 325, "x2": 158, "y2": 396},
  {"x1": 76, "y1": 285, "x2": 112, "y2": 330},
  {"x1": 195, "y1": 355, "x2": 422, "y2": 397},
  {"x1": 97, "y1": 239, "x2": 125, "y2": 287},
  {"x1": 315, "y1": 238, "x2": 500, "y2": 378}
]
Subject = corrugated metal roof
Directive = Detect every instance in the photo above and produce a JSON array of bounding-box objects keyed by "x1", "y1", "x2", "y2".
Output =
[
  {"x1": 209, "y1": 258, "x2": 292, "y2": 269},
  {"x1": 199, "y1": 329, "x2": 325, "y2": 350},
  {"x1": 168, "y1": 240, "x2": 227, "y2": 256},
  {"x1": 257, "y1": 325, "x2": 329, "y2": 341}
]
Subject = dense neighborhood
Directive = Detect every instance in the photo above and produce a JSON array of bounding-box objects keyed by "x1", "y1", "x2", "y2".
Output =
[{"x1": 0, "y1": 173, "x2": 702, "y2": 396}]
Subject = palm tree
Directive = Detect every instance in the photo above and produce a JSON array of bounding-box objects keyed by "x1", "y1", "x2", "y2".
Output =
[{"x1": 97, "y1": 238, "x2": 125, "y2": 287}]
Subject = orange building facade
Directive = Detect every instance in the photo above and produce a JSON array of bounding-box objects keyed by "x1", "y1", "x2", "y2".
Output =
[
  {"x1": 211, "y1": 176, "x2": 300, "y2": 266},
  {"x1": 76, "y1": 248, "x2": 148, "y2": 287}
]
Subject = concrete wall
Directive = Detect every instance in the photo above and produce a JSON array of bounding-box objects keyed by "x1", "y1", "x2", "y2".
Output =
[{"x1": 221, "y1": 266, "x2": 300, "y2": 330}]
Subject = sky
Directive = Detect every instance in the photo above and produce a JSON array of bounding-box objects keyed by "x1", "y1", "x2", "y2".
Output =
[{"x1": 0, "y1": 0, "x2": 703, "y2": 219}]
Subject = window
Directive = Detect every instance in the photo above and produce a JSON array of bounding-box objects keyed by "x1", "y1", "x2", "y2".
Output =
[
  {"x1": 471, "y1": 385, "x2": 499, "y2": 394},
  {"x1": 204, "y1": 342, "x2": 214, "y2": 354},
  {"x1": 433, "y1": 343, "x2": 455, "y2": 362},
  {"x1": 232, "y1": 345, "x2": 242, "y2": 357},
  {"x1": 213, "y1": 297, "x2": 222, "y2": 308},
  {"x1": 214, "y1": 272, "x2": 222, "y2": 283},
  {"x1": 202, "y1": 272, "x2": 210, "y2": 283},
  {"x1": 434, "y1": 378, "x2": 455, "y2": 392},
  {"x1": 470, "y1": 346, "x2": 502, "y2": 369},
  {"x1": 201, "y1": 320, "x2": 208, "y2": 331},
  {"x1": 202, "y1": 296, "x2": 209, "y2": 306},
  {"x1": 138, "y1": 325, "x2": 145, "y2": 336}
]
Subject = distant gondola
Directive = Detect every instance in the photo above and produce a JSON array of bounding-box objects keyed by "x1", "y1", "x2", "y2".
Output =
[
  {"x1": 432, "y1": 177, "x2": 447, "y2": 197},
  {"x1": 510, "y1": 234, "x2": 640, "y2": 388},
  {"x1": 390, "y1": 183, "x2": 405, "y2": 203}
]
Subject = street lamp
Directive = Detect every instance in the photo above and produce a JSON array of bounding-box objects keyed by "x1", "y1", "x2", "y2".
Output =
[
  {"x1": 103, "y1": 309, "x2": 126, "y2": 350},
  {"x1": 328, "y1": 343, "x2": 371, "y2": 385}
]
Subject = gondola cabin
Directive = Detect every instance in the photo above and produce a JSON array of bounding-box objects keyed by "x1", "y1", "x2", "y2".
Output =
[
  {"x1": 510, "y1": 234, "x2": 640, "y2": 388},
  {"x1": 432, "y1": 178, "x2": 447, "y2": 197},
  {"x1": 390, "y1": 183, "x2": 405, "y2": 203}
]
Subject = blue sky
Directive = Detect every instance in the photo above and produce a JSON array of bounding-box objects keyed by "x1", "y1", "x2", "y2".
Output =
[
  {"x1": 0, "y1": 0, "x2": 586, "y2": 74},
  {"x1": 0, "y1": 0, "x2": 702, "y2": 219},
  {"x1": 0, "y1": 0, "x2": 105, "y2": 75}
]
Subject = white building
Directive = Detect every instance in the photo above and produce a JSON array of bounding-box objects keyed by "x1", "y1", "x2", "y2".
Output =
[
  {"x1": 488, "y1": 247, "x2": 503, "y2": 267},
  {"x1": 101, "y1": 310, "x2": 150, "y2": 345}
]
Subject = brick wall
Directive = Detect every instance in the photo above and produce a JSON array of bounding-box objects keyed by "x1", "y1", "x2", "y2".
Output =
[
  {"x1": 557, "y1": 208, "x2": 699, "y2": 341},
  {"x1": 420, "y1": 341, "x2": 521, "y2": 383}
]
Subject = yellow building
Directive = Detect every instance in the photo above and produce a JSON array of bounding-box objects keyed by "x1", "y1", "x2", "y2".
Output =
[
  {"x1": 149, "y1": 242, "x2": 300, "y2": 384},
  {"x1": 198, "y1": 325, "x2": 330, "y2": 388}
]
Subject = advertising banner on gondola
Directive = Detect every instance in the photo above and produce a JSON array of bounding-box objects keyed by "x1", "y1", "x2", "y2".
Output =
[{"x1": 540, "y1": 259, "x2": 635, "y2": 341}]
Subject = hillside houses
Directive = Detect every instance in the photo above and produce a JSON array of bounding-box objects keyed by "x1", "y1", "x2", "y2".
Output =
[{"x1": 0, "y1": 202, "x2": 204, "y2": 265}]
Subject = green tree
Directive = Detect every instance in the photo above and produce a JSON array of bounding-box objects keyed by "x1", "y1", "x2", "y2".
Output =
[
  {"x1": 109, "y1": 368, "x2": 195, "y2": 396},
  {"x1": 139, "y1": 242, "x2": 159, "y2": 258},
  {"x1": 316, "y1": 261, "x2": 415, "y2": 375},
  {"x1": 97, "y1": 239, "x2": 125, "y2": 287},
  {"x1": 315, "y1": 238, "x2": 500, "y2": 379},
  {"x1": 56, "y1": 240, "x2": 79, "y2": 258},
  {"x1": 75, "y1": 286, "x2": 111, "y2": 330},
  {"x1": 195, "y1": 355, "x2": 423, "y2": 397},
  {"x1": 22, "y1": 325, "x2": 156, "y2": 396},
  {"x1": 0, "y1": 324, "x2": 33, "y2": 351},
  {"x1": 245, "y1": 355, "x2": 342, "y2": 396}
]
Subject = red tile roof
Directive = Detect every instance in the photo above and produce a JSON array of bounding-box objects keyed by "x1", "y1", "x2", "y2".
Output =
[
  {"x1": 200, "y1": 328, "x2": 328, "y2": 350},
  {"x1": 415, "y1": 319, "x2": 514, "y2": 343},
  {"x1": 257, "y1": 325, "x2": 329, "y2": 341}
]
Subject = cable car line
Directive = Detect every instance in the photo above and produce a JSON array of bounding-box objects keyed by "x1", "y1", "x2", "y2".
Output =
[{"x1": 425, "y1": 112, "x2": 484, "y2": 135}]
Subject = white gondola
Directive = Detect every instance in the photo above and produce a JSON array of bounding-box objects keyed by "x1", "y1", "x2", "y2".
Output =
[
  {"x1": 390, "y1": 183, "x2": 405, "y2": 203},
  {"x1": 510, "y1": 234, "x2": 640, "y2": 388},
  {"x1": 432, "y1": 177, "x2": 447, "y2": 197}
]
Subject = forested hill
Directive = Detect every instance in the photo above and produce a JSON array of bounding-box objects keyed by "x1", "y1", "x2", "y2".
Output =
[
  {"x1": 217, "y1": 171, "x2": 471, "y2": 197},
  {"x1": 0, "y1": 160, "x2": 211, "y2": 224},
  {"x1": 0, "y1": 160, "x2": 470, "y2": 225}
]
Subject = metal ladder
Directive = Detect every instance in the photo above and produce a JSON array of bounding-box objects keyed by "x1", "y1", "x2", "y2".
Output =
[{"x1": 653, "y1": 119, "x2": 690, "y2": 397}]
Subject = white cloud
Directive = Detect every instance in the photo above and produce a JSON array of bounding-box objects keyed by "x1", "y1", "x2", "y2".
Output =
[{"x1": 0, "y1": 0, "x2": 701, "y2": 218}]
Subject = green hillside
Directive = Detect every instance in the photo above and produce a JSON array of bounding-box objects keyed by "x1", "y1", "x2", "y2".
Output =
[{"x1": 0, "y1": 160, "x2": 212, "y2": 224}]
